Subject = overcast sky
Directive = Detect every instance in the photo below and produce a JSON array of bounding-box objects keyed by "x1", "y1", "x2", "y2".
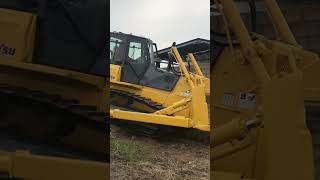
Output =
[{"x1": 111, "y1": 0, "x2": 210, "y2": 49}]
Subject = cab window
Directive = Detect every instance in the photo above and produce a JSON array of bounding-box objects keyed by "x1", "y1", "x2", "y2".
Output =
[
  {"x1": 110, "y1": 37, "x2": 125, "y2": 64},
  {"x1": 126, "y1": 40, "x2": 149, "y2": 77},
  {"x1": 128, "y1": 42, "x2": 142, "y2": 61}
]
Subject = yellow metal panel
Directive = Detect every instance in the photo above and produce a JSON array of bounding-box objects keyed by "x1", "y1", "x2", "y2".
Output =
[
  {"x1": 190, "y1": 86, "x2": 210, "y2": 131},
  {"x1": 111, "y1": 109, "x2": 193, "y2": 128},
  {"x1": 219, "y1": 0, "x2": 271, "y2": 84},
  {"x1": 0, "y1": 8, "x2": 36, "y2": 62},
  {"x1": 256, "y1": 74, "x2": 314, "y2": 180},
  {"x1": 0, "y1": 59, "x2": 105, "y2": 88},
  {"x1": 262, "y1": 0, "x2": 298, "y2": 46},
  {"x1": 187, "y1": 53, "x2": 204, "y2": 76},
  {"x1": 110, "y1": 64, "x2": 121, "y2": 81},
  {"x1": 0, "y1": 151, "x2": 108, "y2": 180},
  {"x1": 111, "y1": 79, "x2": 143, "y2": 90}
]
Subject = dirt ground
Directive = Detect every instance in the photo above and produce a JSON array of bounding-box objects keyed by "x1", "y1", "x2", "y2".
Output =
[{"x1": 110, "y1": 125, "x2": 210, "y2": 180}]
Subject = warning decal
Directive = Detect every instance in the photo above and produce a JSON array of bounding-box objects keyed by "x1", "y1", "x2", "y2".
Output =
[
  {"x1": 239, "y1": 92, "x2": 256, "y2": 109},
  {"x1": 223, "y1": 93, "x2": 235, "y2": 107}
]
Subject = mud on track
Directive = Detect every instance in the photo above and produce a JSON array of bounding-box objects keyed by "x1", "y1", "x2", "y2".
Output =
[{"x1": 110, "y1": 125, "x2": 210, "y2": 180}]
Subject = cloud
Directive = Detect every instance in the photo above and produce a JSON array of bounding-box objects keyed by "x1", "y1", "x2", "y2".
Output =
[{"x1": 111, "y1": 0, "x2": 210, "y2": 49}]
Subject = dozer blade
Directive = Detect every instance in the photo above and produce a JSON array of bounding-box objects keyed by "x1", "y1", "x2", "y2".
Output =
[{"x1": 259, "y1": 73, "x2": 314, "y2": 180}]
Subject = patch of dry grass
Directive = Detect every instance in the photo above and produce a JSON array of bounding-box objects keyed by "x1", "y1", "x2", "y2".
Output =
[
  {"x1": 111, "y1": 135, "x2": 150, "y2": 162},
  {"x1": 110, "y1": 125, "x2": 210, "y2": 180}
]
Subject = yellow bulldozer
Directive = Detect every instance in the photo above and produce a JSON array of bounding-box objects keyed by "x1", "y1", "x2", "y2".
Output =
[
  {"x1": 211, "y1": 0, "x2": 320, "y2": 179},
  {"x1": 110, "y1": 32, "x2": 210, "y2": 136},
  {"x1": 0, "y1": 0, "x2": 109, "y2": 179}
]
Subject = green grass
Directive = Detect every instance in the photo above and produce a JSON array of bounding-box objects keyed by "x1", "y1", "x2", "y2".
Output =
[{"x1": 111, "y1": 136, "x2": 150, "y2": 162}]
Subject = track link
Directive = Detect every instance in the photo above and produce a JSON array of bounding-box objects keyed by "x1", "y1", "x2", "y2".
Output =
[
  {"x1": 0, "y1": 84, "x2": 109, "y2": 162},
  {"x1": 110, "y1": 88, "x2": 175, "y2": 137},
  {"x1": 0, "y1": 85, "x2": 108, "y2": 122},
  {"x1": 111, "y1": 89, "x2": 164, "y2": 110}
]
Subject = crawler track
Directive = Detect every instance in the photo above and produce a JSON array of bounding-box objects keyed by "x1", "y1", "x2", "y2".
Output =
[
  {"x1": 0, "y1": 84, "x2": 109, "y2": 162},
  {"x1": 110, "y1": 88, "x2": 174, "y2": 137},
  {"x1": 110, "y1": 89, "x2": 164, "y2": 110}
]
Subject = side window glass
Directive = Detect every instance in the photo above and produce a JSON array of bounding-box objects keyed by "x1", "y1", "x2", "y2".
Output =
[
  {"x1": 127, "y1": 41, "x2": 149, "y2": 76},
  {"x1": 110, "y1": 37, "x2": 124, "y2": 64},
  {"x1": 128, "y1": 42, "x2": 142, "y2": 61}
]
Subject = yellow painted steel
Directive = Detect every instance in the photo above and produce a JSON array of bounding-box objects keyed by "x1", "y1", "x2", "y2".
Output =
[
  {"x1": 0, "y1": 58, "x2": 107, "y2": 110},
  {"x1": 110, "y1": 63, "x2": 122, "y2": 81},
  {"x1": 171, "y1": 47, "x2": 195, "y2": 88},
  {"x1": 0, "y1": 151, "x2": 108, "y2": 180},
  {"x1": 187, "y1": 53, "x2": 210, "y2": 96},
  {"x1": 111, "y1": 109, "x2": 192, "y2": 128},
  {"x1": 0, "y1": 8, "x2": 36, "y2": 63},
  {"x1": 219, "y1": 0, "x2": 271, "y2": 84},
  {"x1": 262, "y1": 0, "x2": 298, "y2": 46},
  {"x1": 110, "y1": 45, "x2": 210, "y2": 131},
  {"x1": 187, "y1": 53, "x2": 204, "y2": 76},
  {"x1": 212, "y1": 118, "x2": 247, "y2": 147},
  {"x1": 154, "y1": 98, "x2": 190, "y2": 115},
  {"x1": 211, "y1": 0, "x2": 320, "y2": 179},
  {"x1": 0, "y1": 8, "x2": 109, "y2": 179}
]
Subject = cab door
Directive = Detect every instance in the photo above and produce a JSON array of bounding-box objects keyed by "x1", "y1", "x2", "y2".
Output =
[{"x1": 120, "y1": 36, "x2": 150, "y2": 84}]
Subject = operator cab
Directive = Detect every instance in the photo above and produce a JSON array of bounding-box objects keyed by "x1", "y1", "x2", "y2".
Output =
[
  {"x1": 110, "y1": 32, "x2": 179, "y2": 91},
  {"x1": 0, "y1": 0, "x2": 108, "y2": 77}
]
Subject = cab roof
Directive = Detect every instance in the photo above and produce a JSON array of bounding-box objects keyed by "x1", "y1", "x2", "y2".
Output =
[{"x1": 111, "y1": 31, "x2": 153, "y2": 43}]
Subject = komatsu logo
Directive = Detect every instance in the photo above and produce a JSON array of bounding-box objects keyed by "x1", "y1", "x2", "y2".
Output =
[{"x1": 0, "y1": 43, "x2": 16, "y2": 56}]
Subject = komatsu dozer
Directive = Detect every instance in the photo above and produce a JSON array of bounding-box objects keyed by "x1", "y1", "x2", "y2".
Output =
[
  {"x1": 110, "y1": 32, "x2": 210, "y2": 136},
  {"x1": 0, "y1": 0, "x2": 109, "y2": 179},
  {"x1": 211, "y1": 0, "x2": 320, "y2": 179}
]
